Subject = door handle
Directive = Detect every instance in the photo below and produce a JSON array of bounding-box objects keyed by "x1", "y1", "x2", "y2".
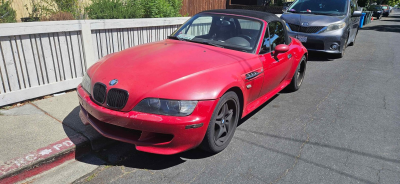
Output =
[{"x1": 288, "y1": 54, "x2": 292, "y2": 59}]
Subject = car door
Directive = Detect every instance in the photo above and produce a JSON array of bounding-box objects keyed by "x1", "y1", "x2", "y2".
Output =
[
  {"x1": 259, "y1": 21, "x2": 293, "y2": 96},
  {"x1": 349, "y1": 0, "x2": 359, "y2": 41}
]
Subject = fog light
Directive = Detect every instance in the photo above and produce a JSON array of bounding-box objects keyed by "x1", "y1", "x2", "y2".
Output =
[{"x1": 330, "y1": 44, "x2": 339, "y2": 50}]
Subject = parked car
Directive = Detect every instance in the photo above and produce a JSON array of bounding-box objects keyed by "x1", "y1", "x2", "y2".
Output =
[
  {"x1": 281, "y1": 0, "x2": 362, "y2": 58},
  {"x1": 381, "y1": 5, "x2": 390, "y2": 16},
  {"x1": 369, "y1": 5, "x2": 384, "y2": 20},
  {"x1": 77, "y1": 9, "x2": 308, "y2": 155},
  {"x1": 282, "y1": 2, "x2": 294, "y2": 12}
]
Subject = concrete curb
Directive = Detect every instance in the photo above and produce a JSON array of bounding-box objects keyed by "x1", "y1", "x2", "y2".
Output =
[{"x1": 0, "y1": 134, "x2": 91, "y2": 184}]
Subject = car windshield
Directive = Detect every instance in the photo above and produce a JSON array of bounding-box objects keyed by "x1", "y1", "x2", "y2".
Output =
[
  {"x1": 170, "y1": 14, "x2": 263, "y2": 53},
  {"x1": 287, "y1": 0, "x2": 348, "y2": 16},
  {"x1": 382, "y1": 6, "x2": 388, "y2": 9}
]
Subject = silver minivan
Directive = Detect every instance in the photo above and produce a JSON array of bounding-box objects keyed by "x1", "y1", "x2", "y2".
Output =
[{"x1": 281, "y1": 0, "x2": 362, "y2": 58}]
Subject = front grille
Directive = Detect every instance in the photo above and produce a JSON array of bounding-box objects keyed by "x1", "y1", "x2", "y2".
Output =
[
  {"x1": 107, "y1": 89, "x2": 129, "y2": 109},
  {"x1": 288, "y1": 23, "x2": 325, "y2": 33},
  {"x1": 93, "y1": 83, "x2": 107, "y2": 104}
]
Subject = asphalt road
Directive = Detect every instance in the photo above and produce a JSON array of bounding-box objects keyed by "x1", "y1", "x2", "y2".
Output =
[{"x1": 73, "y1": 10, "x2": 400, "y2": 184}]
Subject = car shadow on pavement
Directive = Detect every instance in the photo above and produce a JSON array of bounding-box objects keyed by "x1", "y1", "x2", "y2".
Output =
[
  {"x1": 62, "y1": 95, "x2": 281, "y2": 170},
  {"x1": 381, "y1": 19, "x2": 400, "y2": 23},
  {"x1": 62, "y1": 106, "x2": 217, "y2": 170},
  {"x1": 306, "y1": 51, "x2": 335, "y2": 62},
  {"x1": 361, "y1": 24, "x2": 400, "y2": 33}
]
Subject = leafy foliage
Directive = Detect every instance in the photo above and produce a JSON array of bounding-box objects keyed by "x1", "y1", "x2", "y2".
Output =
[
  {"x1": 41, "y1": 11, "x2": 75, "y2": 21},
  {"x1": 24, "y1": 0, "x2": 58, "y2": 20},
  {"x1": 85, "y1": 0, "x2": 182, "y2": 19},
  {"x1": 53, "y1": 0, "x2": 82, "y2": 18},
  {"x1": 0, "y1": 0, "x2": 16, "y2": 23},
  {"x1": 85, "y1": 0, "x2": 144, "y2": 19}
]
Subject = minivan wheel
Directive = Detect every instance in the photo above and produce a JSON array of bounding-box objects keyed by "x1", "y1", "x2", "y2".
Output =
[
  {"x1": 349, "y1": 29, "x2": 358, "y2": 46},
  {"x1": 335, "y1": 36, "x2": 348, "y2": 58}
]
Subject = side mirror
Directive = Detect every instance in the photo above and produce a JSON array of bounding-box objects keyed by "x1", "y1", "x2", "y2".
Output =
[
  {"x1": 275, "y1": 44, "x2": 289, "y2": 53},
  {"x1": 352, "y1": 11, "x2": 362, "y2": 17}
]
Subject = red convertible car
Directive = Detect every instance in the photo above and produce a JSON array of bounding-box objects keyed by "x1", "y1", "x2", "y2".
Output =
[{"x1": 78, "y1": 9, "x2": 308, "y2": 155}]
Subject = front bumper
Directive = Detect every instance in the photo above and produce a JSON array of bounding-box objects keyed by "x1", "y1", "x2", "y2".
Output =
[
  {"x1": 288, "y1": 30, "x2": 345, "y2": 53},
  {"x1": 77, "y1": 85, "x2": 217, "y2": 155}
]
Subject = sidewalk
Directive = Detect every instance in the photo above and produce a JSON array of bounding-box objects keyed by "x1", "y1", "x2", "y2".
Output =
[{"x1": 0, "y1": 91, "x2": 113, "y2": 183}]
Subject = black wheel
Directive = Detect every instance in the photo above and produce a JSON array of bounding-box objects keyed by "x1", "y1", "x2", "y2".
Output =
[
  {"x1": 200, "y1": 91, "x2": 240, "y2": 153},
  {"x1": 286, "y1": 56, "x2": 306, "y2": 92},
  {"x1": 335, "y1": 35, "x2": 348, "y2": 58}
]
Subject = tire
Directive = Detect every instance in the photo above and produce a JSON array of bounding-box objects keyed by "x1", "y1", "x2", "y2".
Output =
[
  {"x1": 335, "y1": 35, "x2": 348, "y2": 58},
  {"x1": 286, "y1": 56, "x2": 307, "y2": 92},
  {"x1": 349, "y1": 29, "x2": 358, "y2": 46},
  {"x1": 200, "y1": 91, "x2": 240, "y2": 153}
]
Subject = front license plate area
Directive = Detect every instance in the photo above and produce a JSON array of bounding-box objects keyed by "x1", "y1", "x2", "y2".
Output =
[{"x1": 296, "y1": 35, "x2": 307, "y2": 43}]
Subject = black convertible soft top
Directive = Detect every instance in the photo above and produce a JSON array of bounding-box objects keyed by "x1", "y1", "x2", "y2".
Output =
[
  {"x1": 200, "y1": 9, "x2": 291, "y2": 45},
  {"x1": 201, "y1": 9, "x2": 283, "y2": 23}
]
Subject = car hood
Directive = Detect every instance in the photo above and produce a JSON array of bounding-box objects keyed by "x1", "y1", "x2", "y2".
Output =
[
  {"x1": 89, "y1": 39, "x2": 257, "y2": 110},
  {"x1": 281, "y1": 13, "x2": 345, "y2": 26}
]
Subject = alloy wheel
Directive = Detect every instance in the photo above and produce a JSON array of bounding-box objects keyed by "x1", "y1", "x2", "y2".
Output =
[
  {"x1": 213, "y1": 100, "x2": 237, "y2": 146},
  {"x1": 296, "y1": 60, "x2": 306, "y2": 87}
]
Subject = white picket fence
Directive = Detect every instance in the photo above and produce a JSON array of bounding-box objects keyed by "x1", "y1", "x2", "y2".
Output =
[{"x1": 0, "y1": 17, "x2": 190, "y2": 106}]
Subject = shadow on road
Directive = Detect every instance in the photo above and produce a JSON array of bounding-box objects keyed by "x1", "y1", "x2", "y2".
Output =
[
  {"x1": 61, "y1": 95, "x2": 279, "y2": 170},
  {"x1": 61, "y1": 96, "x2": 399, "y2": 183},
  {"x1": 307, "y1": 51, "x2": 336, "y2": 62}
]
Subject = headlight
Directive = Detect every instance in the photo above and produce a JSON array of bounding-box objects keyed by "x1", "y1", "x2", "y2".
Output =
[
  {"x1": 81, "y1": 73, "x2": 92, "y2": 94},
  {"x1": 320, "y1": 22, "x2": 346, "y2": 33},
  {"x1": 133, "y1": 98, "x2": 198, "y2": 116}
]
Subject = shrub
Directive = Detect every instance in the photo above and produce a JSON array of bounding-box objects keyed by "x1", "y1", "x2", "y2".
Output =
[
  {"x1": 142, "y1": 0, "x2": 182, "y2": 18},
  {"x1": 53, "y1": 0, "x2": 82, "y2": 18},
  {"x1": 41, "y1": 11, "x2": 75, "y2": 21},
  {"x1": 24, "y1": 0, "x2": 58, "y2": 21},
  {"x1": 85, "y1": 0, "x2": 144, "y2": 19},
  {"x1": 0, "y1": 0, "x2": 16, "y2": 23},
  {"x1": 85, "y1": 0, "x2": 182, "y2": 19}
]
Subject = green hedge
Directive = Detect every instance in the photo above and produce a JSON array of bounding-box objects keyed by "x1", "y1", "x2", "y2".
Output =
[
  {"x1": 0, "y1": 0, "x2": 16, "y2": 23},
  {"x1": 85, "y1": 0, "x2": 182, "y2": 19}
]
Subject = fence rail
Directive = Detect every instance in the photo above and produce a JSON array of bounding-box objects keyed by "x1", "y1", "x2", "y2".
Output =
[{"x1": 0, "y1": 17, "x2": 190, "y2": 107}]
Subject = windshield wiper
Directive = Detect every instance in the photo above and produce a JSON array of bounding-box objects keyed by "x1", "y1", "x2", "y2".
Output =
[
  {"x1": 169, "y1": 36, "x2": 224, "y2": 48},
  {"x1": 191, "y1": 40, "x2": 224, "y2": 48}
]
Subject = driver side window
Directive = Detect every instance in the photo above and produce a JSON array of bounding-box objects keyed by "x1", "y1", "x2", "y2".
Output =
[{"x1": 260, "y1": 21, "x2": 285, "y2": 54}]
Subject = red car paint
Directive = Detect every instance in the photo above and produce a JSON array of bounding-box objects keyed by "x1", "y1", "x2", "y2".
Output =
[{"x1": 78, "y1": 13, "x2": 307, "y2": 155}]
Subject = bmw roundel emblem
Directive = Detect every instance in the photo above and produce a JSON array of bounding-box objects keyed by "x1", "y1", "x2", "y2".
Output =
[
  {"x1": 301, "y1": 22, "x2": 309, "y2": 27},
  {"x1": 109, "y1": 79, "x2": 118, "y2": 86}
]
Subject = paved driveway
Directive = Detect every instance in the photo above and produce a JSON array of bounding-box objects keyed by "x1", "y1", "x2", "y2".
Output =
[{"x1": 74, "y1": 10, "x2": 400, "y2": 184}]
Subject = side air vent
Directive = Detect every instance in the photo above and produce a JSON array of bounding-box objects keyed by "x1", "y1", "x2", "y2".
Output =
[{"x1": 246, "y1": 71, "x2": 260, "y2": 80}]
